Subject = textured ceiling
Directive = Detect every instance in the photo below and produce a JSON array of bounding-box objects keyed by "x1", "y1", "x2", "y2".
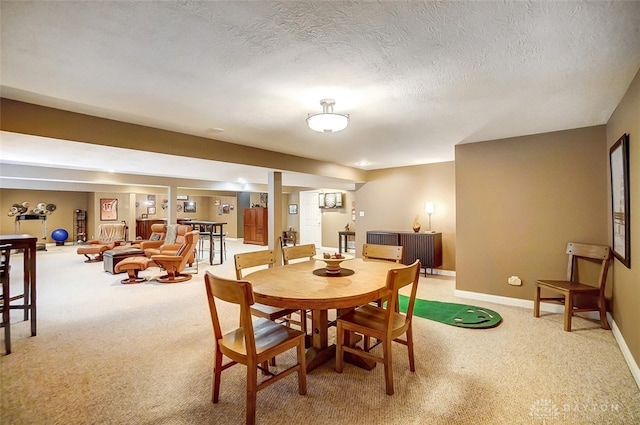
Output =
[{"x1": 1, "y1": 1, "x2": 640, "y2": 187}]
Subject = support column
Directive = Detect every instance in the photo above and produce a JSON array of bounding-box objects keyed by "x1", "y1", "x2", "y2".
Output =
[
  {"x1": 127, "y1": 192, "x2": 137, "y2": 241},
  {"x1": 268, "y1": 171, "x2": 284, "y2": 265},
  {"x1": 167, "y1": 186, "x2": 177, "y2": 224}
]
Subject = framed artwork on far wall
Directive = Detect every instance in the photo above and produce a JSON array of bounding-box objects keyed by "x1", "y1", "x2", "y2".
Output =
[
  {"x1": 288, "y1": 204, "x2": 298, "y2": 214},
  {"x1": 147, "y1": 207, "x2": 156, "y2": 215},
  {"x1": 184, "y1": 201, "x2": 196, "y2": 213},
  {"x1": 610, "y1": 133, "x2": 630, "y2": 268},
  {"x1": 100, "y1": 198, "x2": 118, "y2": 221}
]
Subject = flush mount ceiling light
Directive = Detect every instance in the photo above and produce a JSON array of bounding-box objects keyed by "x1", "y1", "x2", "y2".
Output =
[{"x1": 306, "y1": 98, "x2": 349, "y2": 133}]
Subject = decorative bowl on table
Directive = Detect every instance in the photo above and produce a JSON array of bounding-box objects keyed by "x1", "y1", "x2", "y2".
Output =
[{"x1": 314, "y1": 253, "x2": 354, "y2": 275}]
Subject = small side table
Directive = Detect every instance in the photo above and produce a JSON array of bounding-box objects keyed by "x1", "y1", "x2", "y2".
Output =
[
  {"x1": 338, "y1": 231, "x2": 355, "y2": 254},
  {"x1": 282, "y1": 230, "x2": 297, "y2": 246},
  {"x1": 0, "y1": 234, "x2": 37, "y2": 337}
]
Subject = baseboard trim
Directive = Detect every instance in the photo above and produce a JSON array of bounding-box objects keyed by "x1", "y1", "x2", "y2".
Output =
[
  {"x1": 610, "y1": 315, "x2": 640, "y2": 390},
  {"x1": 428, "y1": 269, "x2": 456, "y2": 277},
  {"x1": 454, "y1": 289, "x2": 640, "y2": 391}
]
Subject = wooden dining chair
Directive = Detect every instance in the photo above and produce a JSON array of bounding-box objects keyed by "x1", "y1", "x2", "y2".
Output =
[
  {"x1": 534, "y1": 242, "x2": 611, "y2": 332},
  {"x1": 282, "y1": 244, "x2": 318, "y2": 334},
  {"x1": 362, "y1": 243, "x2": 405, "y2": 348},
  {"x1": 282, "y1": 243, "x2": 316, "y2": 264},
  {"x1": 204, "y1": 272, "x2": 307, "y2": 425},
  {"x1": 1, "y1": 244, "x2": 12, "y2": 355},
  {"x1": 362, "y1": 243, "x2": 403, "y2": 263},
  {"x1": 234, "y1": 250, "x2": 298, "y2": 326},
  {"x1": 335, "y1": 260, "x2": 421, "y2": 395}
]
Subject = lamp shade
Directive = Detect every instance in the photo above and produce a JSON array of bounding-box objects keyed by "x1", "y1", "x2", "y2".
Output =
[
  {"x1": 425, "y1": 201, "x2": 435, "y2": 214},
  {"x1": 307, "y1": 99, "x2": 349, "y2": 133}
]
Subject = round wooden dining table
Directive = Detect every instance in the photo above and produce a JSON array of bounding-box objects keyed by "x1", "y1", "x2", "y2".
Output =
[{"x1": 247, "y1": 258, "x2": 399, "y2": 372}]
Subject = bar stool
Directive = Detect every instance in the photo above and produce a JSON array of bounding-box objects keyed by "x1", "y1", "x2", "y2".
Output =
[
  {"x1": 198, "y1": 225, "x2": 210, "y2": 261},
  {"x1": 213, "y1": 232, "x2": 227, "y2": 261},
  {"x1": 1, "y1": 244, "x2": 12, "y2": 354}
]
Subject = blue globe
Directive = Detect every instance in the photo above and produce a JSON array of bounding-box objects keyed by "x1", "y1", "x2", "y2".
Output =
[{"x1": 51, "y1": 228, "x2": 69, "y2": 245}]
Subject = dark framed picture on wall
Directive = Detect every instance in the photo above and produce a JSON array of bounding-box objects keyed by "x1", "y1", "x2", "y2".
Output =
[
  {"x1": 610, "y1": 133, "x2": 630, "y2": 268},
  {"x1": 184, "y1": 201, "x2": 196, "y2": 213}
]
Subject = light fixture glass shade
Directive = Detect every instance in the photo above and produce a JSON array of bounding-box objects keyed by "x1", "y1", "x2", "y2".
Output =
[
  {"x1": 425, "y1": 201, "x2": 435, "y2": 214},
  {"x1": 307, "y1": 98, "x2": 349, "y2": 133},
  {"x1": 307, "y1": 113, "x2": 349, "y2": 132}
]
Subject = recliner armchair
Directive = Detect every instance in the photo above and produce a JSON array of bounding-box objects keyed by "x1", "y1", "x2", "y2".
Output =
[
  {"x1": 142, "y1": 224, "x2": 195, "y2": 265},
  {"x1": 129, "y1": 223, "x2": 166, "y2": 248},
  {"x1": 114, "y1": 230, "x2": 199, "y2": 284}
]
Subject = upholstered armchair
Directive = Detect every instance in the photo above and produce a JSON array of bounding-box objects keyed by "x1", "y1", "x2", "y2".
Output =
[
  {"x1": 143, "y1": 224, "x2": 195, "y2": 265},
  {"x1": 87, "y1": 223, "x2": 127, "y2": 248},
  {"x1": 115, "y1": 230, "x2": 199, "y2": 284},
  {"x1": 130, "y1": 223, "x2": 166, "y2": 248},
  {"x1": 151, "y1": 231, "x2": 199, "y2": 283},
  {"x1": 77, "y1": 223, "x2": 127, "y2": 262}
]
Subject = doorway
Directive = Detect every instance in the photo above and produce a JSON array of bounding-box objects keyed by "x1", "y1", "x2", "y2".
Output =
[{"x1": 299, "y1": 190, "x2": 322, "y2": 247}]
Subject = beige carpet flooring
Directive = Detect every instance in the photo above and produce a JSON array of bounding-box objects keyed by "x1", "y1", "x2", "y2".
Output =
[{"x1": 1, "y1": 240, "x2": 639, "y2": 424}]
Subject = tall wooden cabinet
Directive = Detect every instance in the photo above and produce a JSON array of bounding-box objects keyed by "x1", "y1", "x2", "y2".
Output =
[{"x1": 243, "y1": 207, "x2": 268, "y2": 245}]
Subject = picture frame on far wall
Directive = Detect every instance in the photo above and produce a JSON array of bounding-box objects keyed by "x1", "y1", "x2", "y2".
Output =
[
  {"x1": 288, "y1": 204, "x2": 298, "y2": 214},
  {"x1": 184, "y1": 201, "x2": 196, "y2": 213},
  {"x1": 100, "y1": 198, "x2": 118, "y2": 221},
  {"x1": 610, "y1": 133, "x2": 630, "y2": 268},
  {"x1": 147, "y1": 207, "x2": 156, "y2": 215}
]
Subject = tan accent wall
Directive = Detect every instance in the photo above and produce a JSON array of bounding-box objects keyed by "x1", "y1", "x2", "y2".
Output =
[
  {"x1": 353, "y1": 162, "x2": 456, "y2": 271},
  {"x1": 0, "y1": 189, "x2": 89, "y2": 243},
  {"x1": 606, "y1": 68, "x2": 640, "y2": 366},
  {"x1": 455, "y1": 126, "x2": 608, "y2": 299},
  {"x1": 207, "y1": 194, "x2": 239, "y2": 238}
]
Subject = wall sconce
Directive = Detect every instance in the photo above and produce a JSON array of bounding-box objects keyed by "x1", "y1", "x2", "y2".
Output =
[{"x1": 425, "y1": 201, "x2": 435, "y2": 231}]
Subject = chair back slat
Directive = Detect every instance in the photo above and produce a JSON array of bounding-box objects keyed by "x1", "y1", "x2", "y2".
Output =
[
  {"x1": 565, "y1": 242, "x2": 611, "y2": 295},
  {"x1": 0, "y1": 244, "x2": 11, "y2": 276},
  {"x1": 234, "y1": 250, "x2": 275, "y2": 279},
  {"x1": 384, "y1": 260, "x2": 421, "y2": 337},
  {"x1": 363, "y1": 244, "x2": 403, "y2": 263},
  {"x1": 204, "y1": 272, "x2": 256, "y2": 354},
  {"x1": 282, "y1": 244, "x2": 316, "y2": 265}
]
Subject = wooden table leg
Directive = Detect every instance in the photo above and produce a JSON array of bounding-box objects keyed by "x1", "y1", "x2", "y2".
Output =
[
  {"x1": 304, "y1": 309, "x2": 334, "y2": 372},
  {"x1": 28, "y1": 244, "x2": 36, "y2": 336}
]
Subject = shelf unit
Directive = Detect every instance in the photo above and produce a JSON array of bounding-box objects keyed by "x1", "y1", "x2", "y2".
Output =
[{"x1": 74, "y1": 209, "x2": 87, "y2": 244}]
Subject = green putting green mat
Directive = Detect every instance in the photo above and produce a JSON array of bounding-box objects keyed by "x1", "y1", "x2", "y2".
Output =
[{"x1": 398, "y1": 295, "x2": 502, "y2": 328}]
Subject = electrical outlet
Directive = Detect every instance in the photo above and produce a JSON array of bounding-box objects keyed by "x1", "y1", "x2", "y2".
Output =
[{"x1": 508, "y1": 276, "x2": 522, "y2": 286}]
